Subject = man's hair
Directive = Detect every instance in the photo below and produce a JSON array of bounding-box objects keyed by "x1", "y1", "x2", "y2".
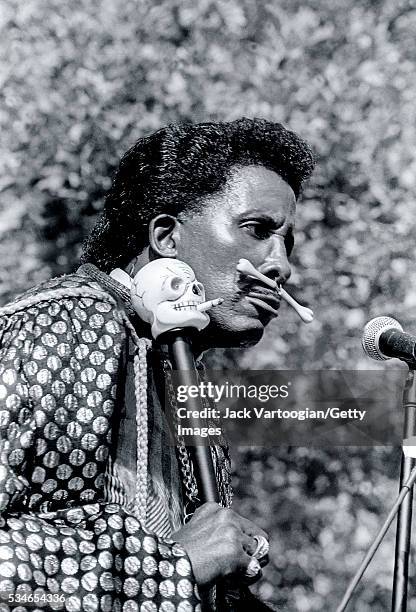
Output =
[{"x1": 81, "y1": 117, "x2": 315, "y2": 272}]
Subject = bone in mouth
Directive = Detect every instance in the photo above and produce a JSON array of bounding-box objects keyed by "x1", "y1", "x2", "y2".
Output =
[
  {"x1": 236, "y1": 259, "x2": 314, "y2": 324},
  {"x1": 173, "y1": 298, "x2": 223, "y2": 312},
  {"x1": 196, "y1": 298, "x2": 223, "y2": 312}
]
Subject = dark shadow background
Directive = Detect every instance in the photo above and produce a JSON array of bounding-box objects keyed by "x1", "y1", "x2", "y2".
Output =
[{"x1": 1, "y1": 1, "x2": 416, "y2": 609}]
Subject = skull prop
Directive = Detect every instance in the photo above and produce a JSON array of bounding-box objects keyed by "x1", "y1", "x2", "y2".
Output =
[{"x1": 131, "y1": 259, "x2": 210, "y2": 339}]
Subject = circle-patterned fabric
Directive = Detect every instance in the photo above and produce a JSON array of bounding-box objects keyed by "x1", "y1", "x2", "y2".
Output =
[
  {"x1": 0, "y1": 274, "x2": 200, "y2": 611},
  {"x1": 0, "y1": 505, "x2": 200, "y2": 611}
]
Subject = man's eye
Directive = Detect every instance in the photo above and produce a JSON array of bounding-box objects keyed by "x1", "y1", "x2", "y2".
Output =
[
  {"x1": 241, "y1": 221, "x2": 294, "y2": 255},
  {"x1": 241, "y1": 222, "x2": 273, "y2": 239}
]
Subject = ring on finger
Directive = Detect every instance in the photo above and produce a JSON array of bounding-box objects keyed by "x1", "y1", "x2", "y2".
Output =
[
  {"x1": 244, "y1": 557, "x2": 261, "y2": 578},
  {"x1": 252, "y1": 535, "x2": 269, "y2": 560}
]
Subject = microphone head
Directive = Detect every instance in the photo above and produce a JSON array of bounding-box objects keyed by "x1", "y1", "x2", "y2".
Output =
[{"x1": 362, "y1": 316, "x2": 404, "y2": 361}]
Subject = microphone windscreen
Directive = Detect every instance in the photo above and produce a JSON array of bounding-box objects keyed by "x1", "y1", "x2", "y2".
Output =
[{"x1": 362, "y1": 316, "x2": 403, "y2": 361}]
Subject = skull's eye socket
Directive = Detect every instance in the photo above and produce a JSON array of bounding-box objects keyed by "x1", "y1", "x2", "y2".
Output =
[
  {"x1": 192, "y1": 283, "x2": 204, "y2": 296},
  {"x1": 169, "y1": 277, "x2": 185, "y2": 292}
]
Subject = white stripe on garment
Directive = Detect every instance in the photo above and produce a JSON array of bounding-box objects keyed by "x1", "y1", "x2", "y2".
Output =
[{"x1": 104, "y1": 457, "x2": 172, "y2": 539}]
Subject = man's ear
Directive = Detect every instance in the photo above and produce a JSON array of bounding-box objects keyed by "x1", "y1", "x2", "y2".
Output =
[{"x1": 148, "y1": 214, "x2": 181, "y2": 258}]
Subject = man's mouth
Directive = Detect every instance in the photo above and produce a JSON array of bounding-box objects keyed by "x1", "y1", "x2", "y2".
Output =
[{"x1": 246, "y1": 290, "x2": 281, "y2": 317}]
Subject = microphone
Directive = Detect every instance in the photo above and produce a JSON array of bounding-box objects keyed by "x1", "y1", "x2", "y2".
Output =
[{"x1": 362, "y1": 316, "x2": 416, "y2": 365}]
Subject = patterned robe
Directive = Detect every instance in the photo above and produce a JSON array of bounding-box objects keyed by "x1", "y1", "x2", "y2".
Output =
[{"x1": 0, "y1": 270, "x2": 201, "y2": 611}]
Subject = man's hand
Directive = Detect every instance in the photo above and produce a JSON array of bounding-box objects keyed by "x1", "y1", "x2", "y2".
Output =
[{"x1": 172, "y1": 502, "x2": 269, "y2": 588}]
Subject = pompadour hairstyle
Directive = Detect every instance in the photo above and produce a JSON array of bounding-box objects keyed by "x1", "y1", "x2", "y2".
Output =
[{"x1": 81, "y1": 117, "x2": 315, "y2": 272}]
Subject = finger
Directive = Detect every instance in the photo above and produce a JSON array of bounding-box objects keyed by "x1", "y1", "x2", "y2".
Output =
[
  {"x1": 192, "y1": 501, "x2": 220, "y2": 519},
  {"x1": 237, "y1": 554, "x2": 262, "y2": 585},
  {"x1": 241, "y1": 535, "x2": 269, "y2": 564},
  {"x1": 252, "y1": 534, "x2": 270, "y2": 560},
  {"x1": 238, "y1": 516, "x2": 268, "y2": 542},
  {"x1": 241, "y1": 534, "x2": 258, "y2": 556},
  {"x1": 244, "y1": 537, "x2": 269, "y2": 567}
]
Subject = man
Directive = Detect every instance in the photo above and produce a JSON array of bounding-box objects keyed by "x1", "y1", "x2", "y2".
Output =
[{"x1": 0, "y1": 118, "x2": 314, "y2": 611}]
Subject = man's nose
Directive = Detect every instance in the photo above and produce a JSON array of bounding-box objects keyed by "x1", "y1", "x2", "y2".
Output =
[{"x1": 259, "y1": 236, "x2": 291, "y2": 285}]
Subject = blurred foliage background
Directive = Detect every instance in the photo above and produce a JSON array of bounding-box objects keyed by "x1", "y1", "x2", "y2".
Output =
[{"x1": 1, "y1": 0, "x2": 416, "y2": 609}]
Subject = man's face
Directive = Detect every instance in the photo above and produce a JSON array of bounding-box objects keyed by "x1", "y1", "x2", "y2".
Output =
[{"x1": 176, "y1": 165, "x2": 296, "y2": 348}]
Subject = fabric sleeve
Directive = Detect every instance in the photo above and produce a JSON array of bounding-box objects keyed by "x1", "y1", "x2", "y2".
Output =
[
  {"x1": 0, "y1": 504, "x2": 201, "y2": 611},
  {"x1": 0, "y1": 313, "x2": 36, "y2": 512},
  {"x1": 0, "y1": 310, "x2": 201, "y2": 611}
]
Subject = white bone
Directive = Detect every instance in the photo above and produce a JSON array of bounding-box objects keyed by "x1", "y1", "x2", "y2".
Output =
[
  {"x1": 236, "y1": 259, "x2": 314, "y2": 324},
  {"x1": 197, "y1": 298, "x2": 223, "y2": 312},
  {"x1": 279, "y1": 287, "x2": 314, "y2": 323}
]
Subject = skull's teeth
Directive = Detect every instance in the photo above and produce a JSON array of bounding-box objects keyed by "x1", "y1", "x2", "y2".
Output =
[{"x1": 174, "y1": 302, "x2": 198, "y2": 311}]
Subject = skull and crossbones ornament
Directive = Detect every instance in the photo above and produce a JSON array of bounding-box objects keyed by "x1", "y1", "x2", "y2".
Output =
[{"x1": 110, "y1": 259, "x2": 222, "y2": 339}]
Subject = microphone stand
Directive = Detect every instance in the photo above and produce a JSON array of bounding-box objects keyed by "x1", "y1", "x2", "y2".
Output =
[
  {"x1": 336, "y1": 368, "x2": 416, "y2": 612},
  {"x1": 392, "y1": 367, "x2": 416, "y2": 612}
]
